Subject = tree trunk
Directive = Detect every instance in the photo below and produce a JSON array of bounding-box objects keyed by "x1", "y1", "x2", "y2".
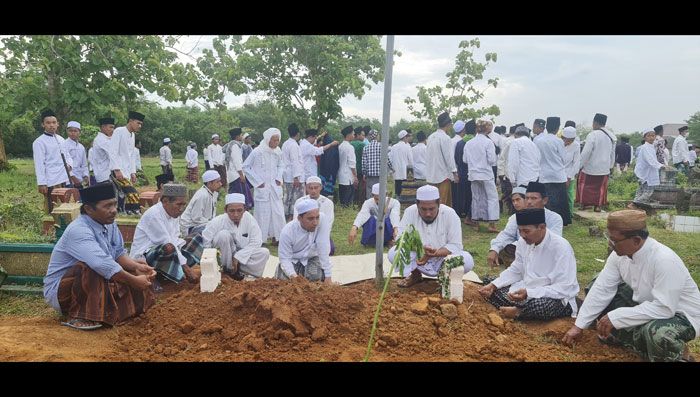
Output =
[{"x1": 0, "y1": 126, "x2": 9, "y2": 171}]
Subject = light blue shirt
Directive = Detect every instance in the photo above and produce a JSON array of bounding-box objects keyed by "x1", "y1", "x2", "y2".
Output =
[
  {"x1": 534, "y1": 133, "x2": 567, "y2": 183},
  {"x1": 43, "y1": 215, "x2": 126, "y2": 311},
  {"x1": 489, "y1": 208, "x2": 563, "y2": 252}
]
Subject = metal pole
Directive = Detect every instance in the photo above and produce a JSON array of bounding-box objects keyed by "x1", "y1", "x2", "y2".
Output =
[{"x1": 375, "y1": 35, "x2": 394, "y2": 290}]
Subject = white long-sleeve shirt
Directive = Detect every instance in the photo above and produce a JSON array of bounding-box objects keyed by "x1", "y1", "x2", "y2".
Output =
[
  {"x1": 293, "y1": 195, "x2": 334, "y2": 226},
  {"x1": 179, "y1": 185, "x2": 218, "y2": 233},
  {"x1": 464, "y1": 133, "x2": 497, "y2": 181},
  {"x1": 159, "y1": 145, "x2": 172, "y2": 166},
  {"x1": 534, "y1": 133, "x2": 567, "y2": 183},
  {"x1": 492, "y1": 229, "x2": 580, "y2": 316},
  {"x1": 225, "y1": 141, "x2": 244, "y2": 183},
  {"x1": 32, "y1": 133, "x2": 75, "y2": 187},
  {"x1": 132, "y1": 147, "x2": 142, "y2": 171},
  {"x1": 337, "y1": 141, "x2": 357, "y2": 186},
  {"x1": 412, "y1": 142, "x2": 427, "y2": 180},
  {"x1": 112, "y1": 126, "x2": 135, "y2": 175},
  {"x1": 208, "y1": 143, "x2": 224, "y2": 167},
  {"x1": 507, "y1": 136, "x2": 541, "y2": 187},
  {"x1": 397, "y1": 204, "x2": 462, "y2": 255},
  {"x1": 575, "y1": 238, "x2": 700, "y2": 336},
  {"x1": 563, "y1": 140, "x2": 581, "y2": 180},
  {"x1": 202, "y1": 211, "x2": 263, "y2": 265},
  {"x1": 243, "y1": 147, "x2": 284, "y2": 202},
  {"x1": 300, "y1": 139, "x2": 324, "y2": 181},
  {"x1": 90, "y1": 132, "x2": 119, "y2": 183},
  {"x1": 186, "y1": 147, "x2": 198, "y2": 169},
  {"x1": 130, "y1": 202, "x2": 187, "y2": 266},
  {"x1": 425, "y1": 129, "x2": 457, "y2": 184},
  {"x1": 634, "y1": 142, "x2": 663, "y2": 187},
  {"x1": 497, "y1": 136, "x2": 514, "y2": 178},
  {"x1": 281, "y1": 138, "x2": 304, "y2": 183},
  {"x1": 64, "y1": 138, "x2": 88, "y2": 180},
  {"x1": 689, "y1": 150, "x2": 697, "y2": 167},
  {"x1": 580, "y1": 128, "x2": 615, "y2": 176},
  {"x1": 389, "y1": 141, "x2": 413, "y2": 180},
  {"x1": 672, "y1": 135, "x2": 690, "y2": 164},
  {"x1": 353, "y1": 197, "x2": 401, "y2": 229},
  {"x1": 278, "y1": 213, "x2": 333, "y2": 278},
  {"x1": 489, "y1": 208, "x2": 563, "y2": 252}
]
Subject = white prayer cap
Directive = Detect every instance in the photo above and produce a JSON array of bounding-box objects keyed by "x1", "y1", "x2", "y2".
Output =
[
  {"x1": 242, "y1": 132, "x2": 249, "y2": 139},
  {"x1": 512, "y1": 186, "x2": 527, "y2": 196},
  {"x1": 372, "y1": 183, "x2": 380, "y2": 195},
  {"x1": 295, "y1": 198, "x2": 319, "y2": 215},
  {"x1": 226, "y1": 193, "x2": 246, "y2": 205},
  {"x1": 416, "y1": 185, "x2": 440, "y2": 201},
  {"x1": 306, "y1": 176, "x2": 322, "y2": 185},
  {"x1": 562, "y1": 126, "x2": 577, "y2": 139},
  {"x1": 397, "y1": 130, "x2": 408, "y2": 139},
  {"x1": 478, "y1": 117, "x2": 493, "y2": 124},
  {"x1": 202, "y1": 170, "x2": 221, "y2": 183},
  {"x1": 163, "y1": 137, "x2": 171, "y2": 143},
  {"x1": 67, "y1": 121, "x2": 81, "y2": 130},
  {"x1": 643, "y1": 128, "x2": 655, "y2": 136},
  {"x1": 453, "y1": 120, "x2": 465, "y2": 133},
  {"x1": 211, "y1": 134, "x2": 219, "y2": 140}
]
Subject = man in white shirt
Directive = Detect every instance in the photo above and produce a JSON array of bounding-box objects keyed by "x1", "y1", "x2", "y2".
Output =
[
  {"x1": 159, "y1": 137, "x2": 173, "y2": 175},
  {"x1": 179, "y1": 170, "x2": 222, "y2": 236},
  {"x1": 32, "y1": 109, "x2": 79, "y2": 213},
  {"x1": 224, "y1": 127, "x2": 252, "y2": 208},
  {"x1": 425, "y1": 112, "x2": 459, "y2": 207},
  {"x1": 300, "y1": 129, "x2": 339, "y2": 182},
  {"x1": 390, "y1": 129, "x2": 413, "y2": 199},
  {"x1": 563, "y1": 210, "x2": 700, "y2": 362},
  {"x1": 293, "y1": 176, "x2": 336, "y2": 255},
  {"x1": 507, "y1": 126, "x2": 540, "y2": 189},
  {"x1": 689, "y1": 145, "x2": 698, "y2": 167},
  {"x1": 112, "y1": 111, "x2": 144, "y2": 214},
  {"x1": 131, "y1": 183, "x2": 203, "y2": 287},
  {"x1": 207, "y1": 134, "x2": 226, "y2": 186},
  {"x1": 64, "y1": 121, "x2": 89, "y2": 188},
  {"x1": 561, "y1": 126, "x2": 581, "y2": 217},
  {"x1": 497, "y1": 125, "x2": 517, "y2": 215},
  {"x1": 348, "y1": 183, "x2": 401, "y2": 247},
  {"x1": 282, "y1": 123, "x2": 305, "y2": 220},
  {"x1": 338, "y1": 125, "x2": 359, "y2": 207},
  {"x1": 463, "y1": 119, "x2": 499, "y2": 233},
  {"x1": 185, "y1": 142, "x2": 199, "y2": 183},
  {"x1": 90, "y1": 117, "x2": 119, "y2": 185},
  {"x1": 534, "y1": 116, "x2": 571, "y2": 226},
  {"x1": 202, "y1": 193, "x2": 270, "y2": 280},
  {"x1": 388, "y1": 185, "x2": 474, "y2": 288},
  {"x1": 454, "y1": 120, "x2": 476, "y2": 224},
  {"x1": 672, "y1": 126, "x2": 691, "y2": 174},
  {"x1": 631, "y1": 129, "x2": 666, "y2": 208},
  {"x1": 412, "y1": 131, "x2": 428, "y2": 181},
  {"x1": 275, "y1": 198, "x2": 333, "y2": 283},
  {"x1": 577, "y1": 113, "x2": 615, "y2": 212},
  {"x1": 479, "y1": 208, "x2": 579, "y2": 321}
]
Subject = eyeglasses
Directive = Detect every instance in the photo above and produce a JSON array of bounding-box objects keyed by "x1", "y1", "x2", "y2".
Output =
[{"x1": 603, "y1": 232, "x2": 633, "y2": 247}]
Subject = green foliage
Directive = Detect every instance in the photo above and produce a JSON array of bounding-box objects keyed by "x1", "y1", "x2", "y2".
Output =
[
  {"x1": 392, "y1": 225, "x2": 424, "y2": 279},
  {"x1": 0, "y1": 202, "x2": 44, "y2": 235},
  {"x1": 438, "y1": 255, "x2": 464, "y2": 300},
  {"x1": 607, "y1": 171, "x2": 639, "y2": 201},
  {"x1": 687, "y1": 111, "x2": 700, "y2": 145},
  {"x1": 405, "y1": 38, "x2": 500, "y2": 122}
]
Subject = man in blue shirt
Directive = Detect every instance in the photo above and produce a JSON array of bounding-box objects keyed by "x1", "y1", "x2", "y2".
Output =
[{"x1": 43, "y1": 182, "x2": 156, "y2": 330}]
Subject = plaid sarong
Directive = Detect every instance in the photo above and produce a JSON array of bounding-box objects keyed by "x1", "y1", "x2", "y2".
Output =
[
  {"x1": 110, "y1": 174, "x2": 140, "y2": 213},
  {"x1": 144, "y1": 234, "x2": 204, "y2": 283},
  {"x1": 186, "y1": 167, "x2": 199, "y2": 183}
]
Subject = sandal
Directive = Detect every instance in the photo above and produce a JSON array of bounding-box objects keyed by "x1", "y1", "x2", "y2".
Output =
[{"x1": 61, "y1": 318, "x2": 103, "y2": 331}]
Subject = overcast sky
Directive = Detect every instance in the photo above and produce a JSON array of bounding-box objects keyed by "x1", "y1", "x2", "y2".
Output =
[{"x1": 168, "y1": 35, "x2": 700, "y2": 133}]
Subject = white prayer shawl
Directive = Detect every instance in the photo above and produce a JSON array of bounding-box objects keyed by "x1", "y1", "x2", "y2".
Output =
[
  {"x1": 492, "y1": 230, "x2": 580, "y2": 316},
  {"x1": 575, "y1": 238, "x2": 700, "y2": 336},
  {"x1": 411, "y1": 142, "x2": 427, "y2": 180},
  {"x1": 186, "y1": 147, "x2": 198, "y2": 168},
  {"x1": 278, "y1": 213, "x2": 333, "y2": 278},
  {"x1": 397, "y1": 204, "x2": 463, "y2": 256},
  {"x1": 497, "y1": 135, "x2": 515, "y2": 177},
  {"x1": 179, "y1": 185, "x2": 218, "y2": 234},
  {"x1": 208, "y1": 143, "x2": 224, "y2": 166},
  {"x1": 32, "y1": 133, "x2": 75, "y2": 187},
  {"x1": 159, "y1": 145, "x2": 172, "y2": 166},
  {"x1": 507, "y1": 136, "x2": 541, "y2": 187},
  {"x1": 634, "y1": 142, "x2": 663, "y2": 186},
  {"x1": 300, "y1": 139, "x2": 325, "y2": 181},
  {"x1": 463, "y1": 133, "x2": 497, "y2": 181},
  {"x1": 226, "y1": 141, "x2": 244, "y2": 182},
  {"x1": 281, "y1": 138, "x2": 304, "y2": 183},
  {"x1": 563, "y1": 140, "x2": 581, "y2": 180},
  {"x1": 132, "y1": 147, "x2": 142, "y2": 171},
  {"x1": 534, "y1": 133, "x2": 568, "y2": 183},
  {"x1": 672, "y1": 135, "x2": 690, "y2": 164},
  {"x1": 130, "y1": 202, "x2": 187, "y2": 266},
  {"x1": 389, "y1": 141, "x2": 413, "y2": 180},
  {"x1": 90, "y1": 132, "x2": 120, "y2": 183},
  {"x1": 64, "y1": 138, "x2": 89, "y2": 180},
  {"x1": 202, "y1": 211, "x2": 264, "y2": 265},
  {"x1": 112, "y1": 126, "x2": 135, "y2": 175},
  {"x1": 353, "y1": 197, "x2": 401, "y2": 228},
  {"x1": 337, "y1": 140, "x2": 357, "y2": 185},
  {"x1": 489, "y1": 208, "x2": 563, "y2": 252},
  {"x1": 425, "y1": 129, "x2": 457, "y2": 184},
  {"x1": 580, "y1": 128, "x2": 615, "y2": 175},
  {"x1": 293, "y1": 194, "x2": 335, "y2": 226},
  {"x1": 243, "y1": 133, "x2": 285, "y2": 240}
]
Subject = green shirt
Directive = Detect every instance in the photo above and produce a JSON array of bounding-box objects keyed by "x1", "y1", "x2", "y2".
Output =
[{"x1": 350, "y1": 140, "x2": 367, "y2": 176}]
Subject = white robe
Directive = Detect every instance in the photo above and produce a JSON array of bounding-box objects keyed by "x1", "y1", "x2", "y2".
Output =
[
  {"x1": 411, "y1": 142, "x2": 427, "y2": 180},
  {"x1": 130, "y1": 202, "x2": 187, "y2": 266},
  {"x1": 179, "y1": 185, "x2": 218, "y2": 234},
  {"x1": 281, "y1": 138, "x2": 304, "y2": 183},
  {"x1": 338, "y1": 140, "x2": 357, "y2": 186},
  {"x1": 507, "y1": 136, "x2": 541, "y2": 187},
  {"x1": 112, "y1": 126, "x2": 135, "y2": 175},
  {"x1": 278, "y1": 213, "x2": 333, "y2": 278},
  {"x1": 635, "y1": 142, "x2": 663, "y2": 187},
  {"x1": 202, "y1": 212, "x2": 270, "y2": 277},
  {"x1": 300, "y1": 139, "x2": 324, "y2": 181},
  {"x1": 353, "y1": 197, "x2": 400, "y2": 229},
  {"x1": 243, "y1": 146, "x2": 285, "y2": 240},
  {"x1": 64, "y1": 138, "x2": 89, "y2": 180},
  {"x1": 32, "y1": 133, "x2": 75, "y2": 187},
  {"x1": 389, "y1": 141, "x2": 413, "y2": 180},
  {"x1": 208, "y1": 143, "x2": 224, "y2": 167},
  {"x1": 90, "y1": 132, "x2": 119, "y2": 183},
  {"x1": 580, "y1": 128, "x2": 615, "y2": 175},
  {"x1": 672, "y1": 135, "x2": 690, "y2": 164},
  {"x1": 159, "y1": 145, "x2": 172, "y2": 166},
  {"x1": 463, "y1": 133, "x2": 497, "y2": 181},
  {"x1": 186, "y1": 147, "x2": 198, "y2": 169},
  {"x1": 225, "y1": 141, "x2": 244, "y2": 183},
  {"x1": 563, "y1": 140, "x2": 581, "y2": 181},
  {"x1": 489, "y1": 208, "x2": 563, "y2": 253},
  {"x1": 425, "y1": 129, "x2": 457, "y2": 184},
  {"x1": 293, "y1": 195, "x2": 334, "y2": 226}
]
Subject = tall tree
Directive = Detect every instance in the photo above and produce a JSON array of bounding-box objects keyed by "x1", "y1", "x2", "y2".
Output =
[
  {"x1": 687, "y1": 111, "x2": 700, "y2": 145},
  {"x1": 404, "y1": 38, "x2": 500, "y2": 123}
]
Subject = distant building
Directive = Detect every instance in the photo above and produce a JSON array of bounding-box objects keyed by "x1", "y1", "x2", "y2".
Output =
[{"x1": 660, "y1": 123, "x2": 688, "y2": 138}]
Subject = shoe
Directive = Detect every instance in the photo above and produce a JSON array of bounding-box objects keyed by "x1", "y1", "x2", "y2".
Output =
[{"x1": 61, "y1": 318, "x2": 103, "y2": 331}]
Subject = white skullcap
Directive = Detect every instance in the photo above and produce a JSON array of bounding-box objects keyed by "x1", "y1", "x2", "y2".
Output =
[
  {"x1": 306, "y1": 176, "x2": 322, "y2": 185},
  {"x1": 202, "y1": 170, "x2": 221, "y2": 183},
  {"x1": 643, "y1": 128, "x2": 655, "y2": 136},
  {"x1": 211, "y1": 134, "x2": 219, "y2": 139},
  {"x1": 67, "y1": 121, "x2": 81, "y2": 130},
  {"x1": 225, "y1": 193, "x2": 246, "y2": 205},
  {"x1": 397, "y1": 130, "x2": 408, "y2": 139},
  {"x1": 295, "y1": 198, "x2": 319, "y2": 215},
  {"x1": 241, "y1": 133, "x2": 249, "y2": 139},
  {"x1": 512, "y1": 186, "x2": 528, "y2": 196},
  {"x1": 416, "y1": 185, "x2": 440, "y2": 201},
  {"x1": 163, "y1": 137, "x2": 171, "y2": 143},
  {"x1": 562, "y1": 126, "x2": 577, "y2": 139},
  {"x1": 372, "y1": 183, "x2": 380, "y2": 195},
  {"x1": 478, "y1": 117, "x2": 493, "y2": 124},
  {"x1": 453, "y1": 120, "x2": 465, "y2": 133}
]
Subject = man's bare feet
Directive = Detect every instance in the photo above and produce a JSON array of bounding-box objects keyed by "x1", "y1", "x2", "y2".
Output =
[
  {"x1": 499, "y1": 306, "x2": 520, "y2": 319},
  {"x1": 182, "y1": 265, "x2": 200, "y2": 283},
  {"x1": 398, "y1": 270, "x2": 423, "y2": 288},
  {"x1": 463, "y1": 218, "x2": 478, "y2": 226}
]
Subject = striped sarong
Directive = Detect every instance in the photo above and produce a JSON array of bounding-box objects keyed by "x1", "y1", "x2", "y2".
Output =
[
  {"x1": 186, "y1": 166, "x2": 199, "y2": 183},
  {"x1": 144, "y1": 234, "x2": 204, "y2": 283}
]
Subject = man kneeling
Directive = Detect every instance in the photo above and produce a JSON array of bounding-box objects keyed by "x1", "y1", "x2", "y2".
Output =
[
  {"x1": 43, "y1": 182, "x2": 156, "y2": 330},
  {"x1": 202, "y1": 193, "x2": 270, "y2": 280},
  {"x1": 479, "y1": 208, "x2": 579, "y2": 320}
]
